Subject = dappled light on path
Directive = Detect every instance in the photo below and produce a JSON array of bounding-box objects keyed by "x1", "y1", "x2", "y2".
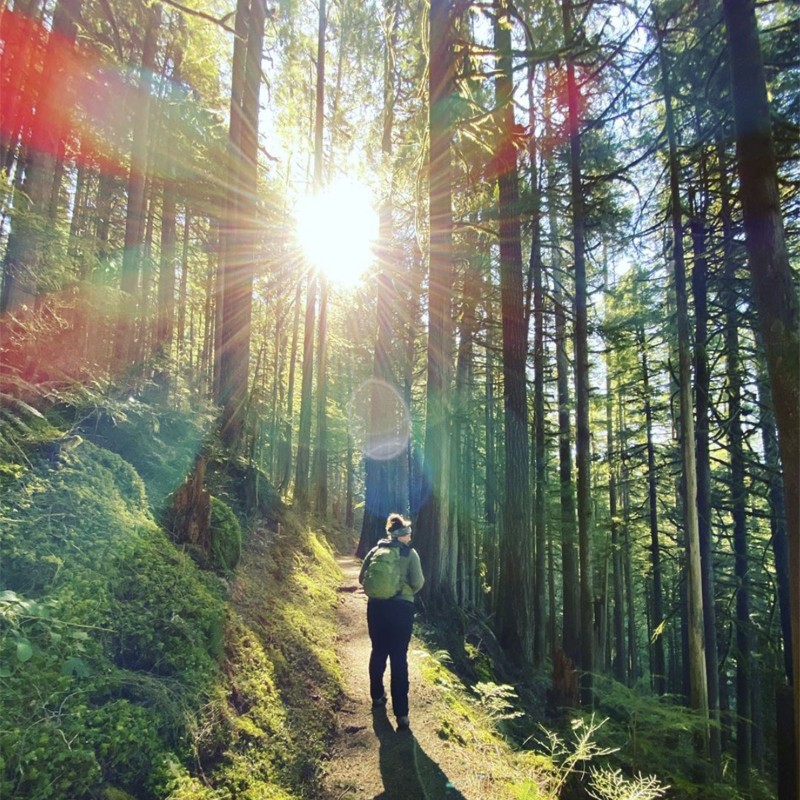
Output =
[{"x1": 323, "y1": 556, "x2": 487, "y2": 799}]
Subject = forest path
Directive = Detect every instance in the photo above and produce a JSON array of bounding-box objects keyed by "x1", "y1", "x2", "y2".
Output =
[{"x1": 320, "y1": 556, "x2": 486, "y2": 800}]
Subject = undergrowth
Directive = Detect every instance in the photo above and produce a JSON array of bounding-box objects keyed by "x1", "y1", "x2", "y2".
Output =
[
  {"x1": 0, "y1": 433, "x2": 225, "y2": 798},
  {"x1": 412, "y1": 610, "x2": 771, "y2": 800},
  {"x1": 0, "y1": 393, "x2": 344, "y2": 799}
]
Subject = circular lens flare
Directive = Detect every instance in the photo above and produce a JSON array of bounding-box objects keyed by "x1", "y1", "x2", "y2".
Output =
[{"x1": 348, "y1": 379, "x2": 410, "y2": 461}]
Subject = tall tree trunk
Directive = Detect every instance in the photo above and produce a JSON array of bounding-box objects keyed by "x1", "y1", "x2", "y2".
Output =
[
  {"x1": 618, "y1": 395, "x2": 638, "y2": 683},
  {"x1": 756, "y1": 363, "x2": 792, "y2": 684},
  {"x1": 721, "y1": 1, "x2": 800, "y2": 786},
  {"x1": 177, "y1": 209, "x2": 191, "y2": 364},
  {"x1": 314, "y1": 277, "x2": 330, "y2": 514},
  {"x1": 113, "y1": 3, "x2": 161, "y2": 370},
  {"x1": 453, "y1": 253, "x2": 480, "y2": 605},
  {"x1": 551, "y1": 200, "x2": 580, "y2": 665},
  {"x1": 562, "y1": 0, "x2": 594, "y2": 699},
  {"x1": 415, "y1": 0, "x2": 453, "y2": 603},
  {"x1": 218, "y1": 0, "x2": 265, "y2": 448},
  {"x1": 358, "y1": 0, "x2": 400, "y2": 557},
  {"x1": 493, "y1": 0, "x2": 531, "y2": 660},
  {"x1": 137, "y1": 184, "x2": 156, "y2": 367},
  {"x1": 312, "y1": 0, "x2": 329, "y2": 515},
  {"x1": 723, "y1": 229, "x2": 751, "y2": 793},
  {"x1": 529, "y1": 68, "x2": 547, "y2": 668},
  {"x1": 0, "y1": 0, "x2": 39, "y2": 172},
  {"x1": 451, "y1": 241, "x2": 483, "y2": 608},
  {"x1": 154, "y1": 48, "x2": 183, "y2": 374},
  {"x1": 757, "y1": 361, "x2": 795, "y2": 800},
  {"x1": 689, "y1": 184, "x2": 722, "y2": 775},
  {"x1": 278, "y1": 282, "x2": 302, "y2": 493},
  {"x1": 294, "y1": 275, "x2": 317, "y2": 507},
  {"x1": 404, "y1": 254, "x2": 422, "y2": 516},
  {"x1": 156, "y1": 177, "x2": 176, "y2": 366},
  {"x1": 638, "y1": 321, "x2": 665, "y2": 695},
  {"x1": 604, "y1": 263, "x2": 625, "y2": 685},
  {"x1": 484, "y1": 303, "x2": 497, "y2": 531},
  {"x1": 659, "y1": 28, "x2": 709, "y2": 750}
]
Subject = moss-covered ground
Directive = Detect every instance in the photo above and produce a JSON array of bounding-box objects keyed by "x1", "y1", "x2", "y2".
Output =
[{"x1": 0, "y1": 396, "x2": 344, "y2": 800}]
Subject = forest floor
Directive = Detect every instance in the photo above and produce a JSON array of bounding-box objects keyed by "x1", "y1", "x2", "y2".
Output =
[{"x1": 319, "y1": 556, "x2": 532, "y2": 800}]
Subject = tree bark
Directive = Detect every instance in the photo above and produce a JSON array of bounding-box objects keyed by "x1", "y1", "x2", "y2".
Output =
[
  {"x1": 550, "y1": 194, "x2": 580, "y2": 665},
  {"x1": 1, "y1": 0, "x2": 83, "y2": 314},
  {"x1": 493, "y1": 0, "x2": 531, "y2": 661},
  {"x1": 721, "y1": 1, "x2": 800, "y2": 786},
  {"x1": 358, "y1": 0, "x2": 400, "y2": 557},
  {"x1": 604, "y1": 263, "x2": 625, "y2": 685},
  {"x1": 723, "y1": 236, "x2": 751, "y2": 792},
  {"x1": 415, "y1": 0, "x2": 454, "y2": 603},
  {"x1": 562, "y1": 0, "x2": 594, "y2": 700},
  {"x1": 638, "y1": 321, "x2": 665, "y2": 695},
  {"x1": 312, "y1": 0, "x2": 329, "y2": 515},
  {"x1": 689, "y1": 185, "x2": 722, "y2": 774},
  {"x1": 294, "y1": 275, "x2": 317, "y2": 507},
  {"x1": 313, "y1": 277, "x2": 330, "y2": 514},
  {"x1": 529, "y1": 67, "x2": 547, "y2": 668},
  {"x1": 218, "y1": 0, "x2": 265, "y2": 448},
  {"x1": 113, "y1": 3, "x2": 161, "y2": 370},
  {"x1": 659, "y1": 28, "x2": 709, "y2": 749}
]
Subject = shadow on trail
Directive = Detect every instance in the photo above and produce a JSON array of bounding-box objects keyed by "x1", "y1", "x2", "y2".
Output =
[{"x1": 372, "y1": 708, "x2": 467, "y2": 800}]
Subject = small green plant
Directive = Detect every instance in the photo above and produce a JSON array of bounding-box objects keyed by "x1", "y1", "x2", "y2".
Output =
[
  {"x1": 522, "y1": 715, "x2": 668, "y2": 800},
  {"x1": 0, "y1": 590, "x2": 92, "y2": 678},
  {"x1": 529, "y1": 715, "x2": 617, "y2": 797},
  {"x1": 588, "y1": 767, "x2": 669, "y2": 800},
  {"x1": 473, "y1": 681, "x2": 525, "y2": 723}
]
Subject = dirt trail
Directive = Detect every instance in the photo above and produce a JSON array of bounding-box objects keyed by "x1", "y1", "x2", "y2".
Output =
[{"x1": 321, "y1": 556, "x2": 493, "y2": 800}]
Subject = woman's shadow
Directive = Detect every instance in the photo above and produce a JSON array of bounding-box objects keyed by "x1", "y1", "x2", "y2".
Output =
[{"x1": 371, "y1": 707, "x2": 468, "y2": 800}]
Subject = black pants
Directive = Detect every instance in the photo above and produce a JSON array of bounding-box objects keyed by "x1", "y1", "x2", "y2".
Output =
[{"x1": 367, "y1": 598, "x2": 415, "y2": 717}]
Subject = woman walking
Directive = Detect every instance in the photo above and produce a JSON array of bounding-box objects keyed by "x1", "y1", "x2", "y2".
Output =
[{"x1": 359, "y1": 513, "x2": 424, "y2": 730}]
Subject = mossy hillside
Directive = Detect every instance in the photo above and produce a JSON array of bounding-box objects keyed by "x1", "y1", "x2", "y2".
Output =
[
  {"x1": 173, "y1": 512, "x2": 344, "y2": 799},
  {"x1": 0, "y1": 436, "x2": 226, "y2": 799},
  {"x1": 70, "y1": 393, "x2": 214, "y2": 511}
]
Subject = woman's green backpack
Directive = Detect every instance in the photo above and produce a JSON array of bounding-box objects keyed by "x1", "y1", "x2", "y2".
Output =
[{"x1": 362, "y1": 544, "x2": 406, "y2": 599}]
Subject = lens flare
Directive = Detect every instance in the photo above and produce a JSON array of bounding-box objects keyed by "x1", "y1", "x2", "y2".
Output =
[
  {"x1": 348, "y1": 379, "x2": 410, "y2": 462},
  {"x1": 294, "y1": 179, "x2": 379, "y2": 287}
]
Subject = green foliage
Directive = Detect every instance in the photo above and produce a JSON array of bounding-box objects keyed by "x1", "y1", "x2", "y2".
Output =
[
  {"x1": 588, "y1": 767, "x2": 668, "y2": 800},
  {"x1": 530, "y1": 715, "x2": 619, "y2": 797},
  {"x1": 589, "y1": 676, "x2": 715, "y2": 786},
  {"x1": 72, "y1": 393, "x2": 214, "y2": 511},
  {"x1": 209, "y1": 495, "x2": 242, "y2": 575},
  {"x1": 205, "y1": 454, "x2": 283, "y2": 526},
  {"x1": 0, "y1": 433, "x2": 225, "y2": 799},
  {"x1": 0, "y1": 393, "x2": 51, "y2": 459},
  {"x1": 109, "y1": 534, "x2": 225, "y2": 676}
]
